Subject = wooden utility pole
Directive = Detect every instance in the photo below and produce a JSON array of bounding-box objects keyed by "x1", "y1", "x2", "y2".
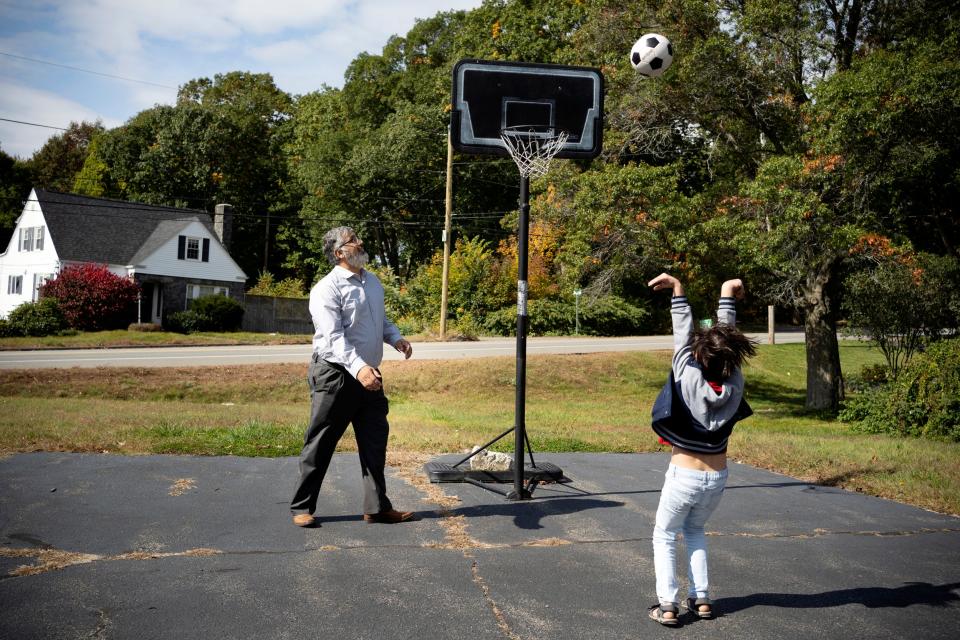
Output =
[
  {"x1": 768, "y1": 305, "x2": 776, "y2": 345},
  {"x1": 440, "y1": 129, "x2": 454, "y2": 339},
  {"x1": 263, "y1": 211, "x2": 270, "y2": 273}
]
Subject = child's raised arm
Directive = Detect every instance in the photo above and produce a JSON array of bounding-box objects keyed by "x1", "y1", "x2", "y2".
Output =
[
  {"x1": 720, "y1": 278, "x2": 744, "y2": 300},
  {"x1": 649, "y1": 273, "x2": 693, "y2": 364},
  {"x1": 718, "y1": 279, "x2": 744, "y2": 327},
  {"x1": 648, "y1": 273, "x2": 685, "y2": 297}
]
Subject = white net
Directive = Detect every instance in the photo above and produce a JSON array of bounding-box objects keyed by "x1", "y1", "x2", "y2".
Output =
[{"x1": 500, "y1": 127, "x2": 569, "y2": 179}]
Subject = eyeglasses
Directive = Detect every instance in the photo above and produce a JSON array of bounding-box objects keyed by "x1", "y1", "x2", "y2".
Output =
[{"x1": 337, "y1": 240, "x2": 362, "y2": 251}]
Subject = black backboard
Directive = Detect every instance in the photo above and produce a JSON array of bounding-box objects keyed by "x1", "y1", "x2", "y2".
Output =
[{"x1": 451, "y1": 59, "x2": 604, "y2": 159}]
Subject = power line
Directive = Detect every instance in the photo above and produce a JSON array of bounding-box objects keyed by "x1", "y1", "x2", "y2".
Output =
[
  {"x1": 0, "y1": 195, "x2": 509, "y2": 226},
  {"x1": 0, "y1": 51, "x2": 177, "y2": 90},
  {"x1": 0, "y1": 196, "x2": 566, "y2": 239},
  {"x1": 0, "y1": 117, "x2": 69, "y2": 131}
]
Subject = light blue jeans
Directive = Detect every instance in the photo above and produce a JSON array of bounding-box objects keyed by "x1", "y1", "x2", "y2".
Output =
[{"x1": 652, "y1": 464, "x2": 728, "y2": 605}]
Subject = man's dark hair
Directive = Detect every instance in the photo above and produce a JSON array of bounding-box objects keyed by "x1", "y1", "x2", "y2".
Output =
[
  {"x1": 690, "y1": 324, "x2": 758, "y2": 381},
  {"x1": 322, "y1": 226, "x2": 355, "y2": 266}
]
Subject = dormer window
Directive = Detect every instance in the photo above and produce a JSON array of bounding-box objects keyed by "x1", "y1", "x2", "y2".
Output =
[
  {"x1": 177, "y1": 235, "x2": 210, "y2": 262},
  {"x1": 18, "y1": 226, "x2": 43, "y2": 252}
]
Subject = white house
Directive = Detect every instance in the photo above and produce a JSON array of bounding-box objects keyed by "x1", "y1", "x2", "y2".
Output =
[{"x1": 0, "y1": 188, "x2": 247, "y2": 324}]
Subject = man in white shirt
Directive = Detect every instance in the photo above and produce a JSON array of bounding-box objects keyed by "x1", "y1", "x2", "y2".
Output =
[{"x1": 290, "y1": 227, "x2": 415, "y2": 527}]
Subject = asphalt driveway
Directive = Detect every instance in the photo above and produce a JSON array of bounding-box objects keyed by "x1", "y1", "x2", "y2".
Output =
[{"x1": 1, "y1": 452, "x2": 958, "y2": 639}]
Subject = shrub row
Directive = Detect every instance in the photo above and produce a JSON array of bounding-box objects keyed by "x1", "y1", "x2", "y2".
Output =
[
  {"x1": 0, "y1": 298, "x2": 68, "y2": 337},
  {"x1": 482, "y1": 296, "x2": 651, "y2": 337},
  {"x1": 840, "y1": 338, "x2": 960, "y2": 442},
  {"x1": 166, "y1": 295, "x2": 244, "y2": 333}
]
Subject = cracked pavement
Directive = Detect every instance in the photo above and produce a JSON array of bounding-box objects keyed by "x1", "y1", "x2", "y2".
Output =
[{"x1": 1, "y1": 452, "x2": 959, "y2": 639}]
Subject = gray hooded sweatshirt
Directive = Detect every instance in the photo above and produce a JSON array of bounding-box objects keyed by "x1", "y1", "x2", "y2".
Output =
[{"x1": 671, "y1": 295, "x2": 745, "y2": 432}]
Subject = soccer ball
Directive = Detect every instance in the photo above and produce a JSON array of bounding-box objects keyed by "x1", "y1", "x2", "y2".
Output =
[{"x1": 630, "y1": 33, "x2": 673, "y2": 78}]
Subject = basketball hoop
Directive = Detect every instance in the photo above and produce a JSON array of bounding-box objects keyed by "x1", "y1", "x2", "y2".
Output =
[
  {"x1": 500, "y1": 125, "x2": 570, "y2": 179},
  {"x1": 426, "y1": 60, "x2": 605, "y2": 499}
]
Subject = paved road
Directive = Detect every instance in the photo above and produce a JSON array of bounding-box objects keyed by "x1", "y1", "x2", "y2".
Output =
[
  {"x1": 1, "y1": 452, "x2": 957, "y2": 639},
  {"x1": 0, "y1": 332, "x2": 804, "y2": 369}
]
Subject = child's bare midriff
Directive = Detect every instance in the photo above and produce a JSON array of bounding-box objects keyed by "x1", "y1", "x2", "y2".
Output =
[{"x1": 671, "y1": 447, "x2": 727, "y2": 471}]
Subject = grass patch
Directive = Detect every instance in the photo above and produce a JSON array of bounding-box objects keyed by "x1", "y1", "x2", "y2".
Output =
[
  {"x1": 139, "y1": 420, "x2": 304, "y2": 457},
  {"x1": 1, "y1": 342, "x2": 958, "y2": 514},
  {"x1": 0, "y1": 330, "x2": 312, "y2": 350}
]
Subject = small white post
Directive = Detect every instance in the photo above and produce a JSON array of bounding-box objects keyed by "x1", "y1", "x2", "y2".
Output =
[
  {"x1": 574, "y1": 288, "x2": 582, "y2": 335},
  {"x1": 768, "y1": 305, "x2": 775, "y2": 345}
]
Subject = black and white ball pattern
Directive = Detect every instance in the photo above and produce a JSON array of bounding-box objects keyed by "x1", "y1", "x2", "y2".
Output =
[{"x1": 630, "y1": 33, "x2": 674, "y2": 78}]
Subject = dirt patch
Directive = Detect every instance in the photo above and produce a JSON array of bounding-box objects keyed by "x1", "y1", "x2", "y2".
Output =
[
  {"x1": 1, "y1": 547, "x2": 101, "y2": 576},
  {"x1": 1, "y1": 546, "x2": 222, "y2": 577},
  {"x1": 168, "y1": 478, "x2": 196, "y2": 496},
  {"x1": 519, "y1": 537, "x2": 572, "y2": 547},
  {"x1": 112, "y1": 548, "x2": 221, "y2": 561},
  {"x1": 389, "y1": 452, "x2": 462, "y2": 510}
]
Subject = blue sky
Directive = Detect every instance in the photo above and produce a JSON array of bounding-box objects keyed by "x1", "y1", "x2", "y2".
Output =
[{"x1": 0, "y1": 0, "x2": 483, "y2": 159}]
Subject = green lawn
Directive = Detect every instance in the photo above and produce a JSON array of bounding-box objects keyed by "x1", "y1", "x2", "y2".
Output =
[
  {"x1": 0, "y1": 329, "x2": 311, "y2": 350},
  {"x1": 1, "y1": 342, "x2": 957, "y2": 515}
]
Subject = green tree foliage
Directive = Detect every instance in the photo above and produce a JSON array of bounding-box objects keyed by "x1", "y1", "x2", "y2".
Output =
[
  {"x1": 405, "y1": 236, "x2": 509, "y2": 332},
  {"x1": 0, "y1": 145, "x2": 32, "y2": 249},
  {"x1": 563, "y1": 0, "x2": 958, "y2": 411},
  {"x1": 246, "y1": 271, "x2": 307, "y2": 298},
  {"x1": 75, "y1": 73, "x2": 298, "y2": 279},
  {"x1": 843, "y1": 249, "x2": 960, "y2": 377},
  {"x1": 31, "y1": 1, "x2": 959, "y2": 409},
  {"x1": 285, "y1": 0, "x2": 599, "y2": 282},
  {"x1": 808, "y1": 38, "x2": 960, "y2": 256},
  {"x1": 27, "y1": 120, "x2": 104, "y2": 193}
]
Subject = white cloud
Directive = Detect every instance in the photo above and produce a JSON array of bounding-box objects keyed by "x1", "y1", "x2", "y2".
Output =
[
  {"x1": 0, "y1": 1, "x2": 484, "y2": 154},
  {"x1": 0, "y1": 81, "x2": 120, "y2": 158}
]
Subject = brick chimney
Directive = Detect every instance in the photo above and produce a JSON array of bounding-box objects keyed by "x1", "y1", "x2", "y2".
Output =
[{"x1": 214, "y1": 203, "x2": 233, "y2": 251}]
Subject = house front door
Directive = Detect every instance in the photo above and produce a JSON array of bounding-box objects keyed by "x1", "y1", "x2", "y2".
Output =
[{"x1": 151, "y1": 285, "x2": 163, "y2": 325}]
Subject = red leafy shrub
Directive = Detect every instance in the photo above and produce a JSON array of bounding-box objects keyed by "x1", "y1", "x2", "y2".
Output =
[{"x1": 40, "y1": 264, "x2": 140, "y2": 331}]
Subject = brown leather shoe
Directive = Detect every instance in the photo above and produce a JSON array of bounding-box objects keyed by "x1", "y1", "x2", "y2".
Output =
[
  {"x1": 292, "y1": 513, "x2": 316, "y2": 527},
  {"x1": 363, "y1": 509, "x2": 416, "y2": 524}
]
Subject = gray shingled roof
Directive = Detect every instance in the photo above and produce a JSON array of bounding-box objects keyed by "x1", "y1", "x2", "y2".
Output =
[{"x1": 35, "y1": 189, "x2": 216, "y2": 265}]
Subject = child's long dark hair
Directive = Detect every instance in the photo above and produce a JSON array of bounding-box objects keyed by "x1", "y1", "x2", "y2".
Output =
[{"x1": 690, "y1": 324, "x2": 758, "y2": 381}]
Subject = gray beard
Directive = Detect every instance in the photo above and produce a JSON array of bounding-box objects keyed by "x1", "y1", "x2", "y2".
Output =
[{"x1": 344, "y1": 250, "x2": 369, "y2": 270}]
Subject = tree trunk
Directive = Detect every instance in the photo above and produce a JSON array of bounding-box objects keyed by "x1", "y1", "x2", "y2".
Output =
[{"x1": 802, "y1": 259, "x2": 844, "y2": 413}]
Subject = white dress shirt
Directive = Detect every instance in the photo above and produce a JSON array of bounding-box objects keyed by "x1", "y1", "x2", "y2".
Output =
[{"x1": 309, "y1": 266, "x2": 403, "y2": 378}]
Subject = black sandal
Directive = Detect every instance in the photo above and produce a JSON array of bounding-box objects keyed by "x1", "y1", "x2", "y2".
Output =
[
  {"x1": 686, "y1": 597, "x2": 714, "y2": 619},
  {"x1": 648, "y1": 603, "x2": 680, "y2": 626}
]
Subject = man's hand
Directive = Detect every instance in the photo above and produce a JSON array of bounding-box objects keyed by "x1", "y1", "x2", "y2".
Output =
[
  {"x1": 648, "y1": 273, "x2": 684, "y2": 297},
  {"x1": 358, "y1": 366, "x2": 383, "y2": 391},
  {"x1": 394, "y1": 338, "x2": 413, "y2": 360},
  {"x1": 721, "y1": 278, "x2": 745, "y2": 300}
]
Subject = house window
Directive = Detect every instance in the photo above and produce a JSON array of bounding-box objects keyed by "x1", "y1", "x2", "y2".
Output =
[
  {"x1": 17, "y1": 227, "x2": 44, "y2": 252},
  {"x1": 186, "y1": 285, "x2": 229, "y2": 308},
  {"x1": 20, "y1": 227, "x2": 34, "y2": 252},
  {"x1": 186, "y1": 237, "x2": 200, "y2": 261},
  {"x1": 7, "y1": 275, "x2": 22, "y2": 295},
  {"x1": 177, "y1": 235, "x2": 210, "y2": 262},
  {"x1": 32, "y1": 273, "x2": 51, "y2": 302}
]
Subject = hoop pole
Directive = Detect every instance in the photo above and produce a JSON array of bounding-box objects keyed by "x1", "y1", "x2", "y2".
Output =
[
  {"x1": 440, "y1": 129, "x2": 454, "y2": 339},
  {"x1": 509, "y1": 174, "x2": 532, "y2": 500}
]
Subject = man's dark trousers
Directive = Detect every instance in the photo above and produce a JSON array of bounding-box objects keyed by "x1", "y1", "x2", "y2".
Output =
[{"x1": 290, "y1": 357, "x2": 392, "y2": 516}]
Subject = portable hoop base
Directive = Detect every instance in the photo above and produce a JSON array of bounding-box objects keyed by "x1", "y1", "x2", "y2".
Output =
[
  {"x1": 424, "y1": 459, "x2": 565, "y2": 499},
  {"x1": 426, "y1": 122, "x2": 573, "y2": 500}
]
